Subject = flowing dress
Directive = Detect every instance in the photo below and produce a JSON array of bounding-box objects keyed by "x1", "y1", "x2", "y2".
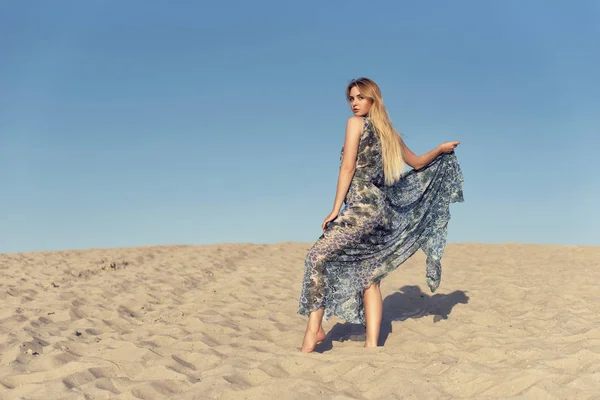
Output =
[{"x1": 297, "y1": 117, "x2": 464, "y2": 325}]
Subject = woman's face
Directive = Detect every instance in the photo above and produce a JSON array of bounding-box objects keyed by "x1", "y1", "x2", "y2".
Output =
[{"x1": 348, "y1": 86, "x2": 372, "y2": 117}]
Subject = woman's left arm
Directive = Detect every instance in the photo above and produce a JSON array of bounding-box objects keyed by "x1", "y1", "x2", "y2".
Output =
[{"x1": 321, "y1": 116, "x2": 363, "y2": 230}]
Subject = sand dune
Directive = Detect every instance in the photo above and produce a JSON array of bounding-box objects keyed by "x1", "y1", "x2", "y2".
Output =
[{"x1": 1, "y1": 242, "x2": 599, "y2": 399}]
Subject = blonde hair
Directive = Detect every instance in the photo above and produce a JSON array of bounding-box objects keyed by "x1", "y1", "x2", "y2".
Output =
[{"x1": 346, "y1": 77, "x2": 405, "y2": 185}]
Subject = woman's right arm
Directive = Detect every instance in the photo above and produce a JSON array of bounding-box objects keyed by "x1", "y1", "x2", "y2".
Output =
[{"x1": 399, "y1": 137, "x2": 459, "y2": 170}]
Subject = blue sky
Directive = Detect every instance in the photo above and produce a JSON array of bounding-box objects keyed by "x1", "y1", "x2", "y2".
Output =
[{"x1": 1, "y1": 0, "x2": 598, "y2": 253}]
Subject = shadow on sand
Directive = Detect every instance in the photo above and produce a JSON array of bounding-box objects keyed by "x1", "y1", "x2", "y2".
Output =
[{"x1": 313, "y1": 285, "x2": 469, "y2": 353}]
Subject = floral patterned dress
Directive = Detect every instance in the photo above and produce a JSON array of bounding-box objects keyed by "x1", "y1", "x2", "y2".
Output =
[{"x1": 298, "y1": 117, "x2": 464, "y2": 325}]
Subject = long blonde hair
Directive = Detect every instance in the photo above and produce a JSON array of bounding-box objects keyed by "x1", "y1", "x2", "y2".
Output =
[{"x1": 346, "y1": 77, "x2": 405, "y2": 185}]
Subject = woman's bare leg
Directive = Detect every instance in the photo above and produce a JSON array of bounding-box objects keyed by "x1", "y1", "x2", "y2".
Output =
[
  {"x1": 363, "y1": 282, "x2": 382, "y2": 348},
  {"x1": 301, "y1": 308, "x2": 326, "y2": 353}
]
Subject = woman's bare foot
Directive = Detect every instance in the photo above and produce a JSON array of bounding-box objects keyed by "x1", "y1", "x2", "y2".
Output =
[
  {"x1": 364, "y1": 341, "x2": 378, "y2": 348},
  {"x1": 301, "y1": 327, "x2": 326, "y2": 353}
]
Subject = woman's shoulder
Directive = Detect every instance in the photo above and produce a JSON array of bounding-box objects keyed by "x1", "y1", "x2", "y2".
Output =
[
  {"x1": 347, "y1": 115, "x2": 366, "y2": 123},
  {"x1": 346, "y1": 115, "x2": 368, "y2": 129}
]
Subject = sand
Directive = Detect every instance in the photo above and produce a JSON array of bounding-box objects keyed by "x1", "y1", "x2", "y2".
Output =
[{"x1": 1, "y1": 242, "x2": 599, "y2": 399}]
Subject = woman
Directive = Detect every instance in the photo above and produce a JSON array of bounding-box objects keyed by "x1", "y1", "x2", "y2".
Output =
[{"x1": 298, "y1": 77, "x2": 464, "y2": 353}]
